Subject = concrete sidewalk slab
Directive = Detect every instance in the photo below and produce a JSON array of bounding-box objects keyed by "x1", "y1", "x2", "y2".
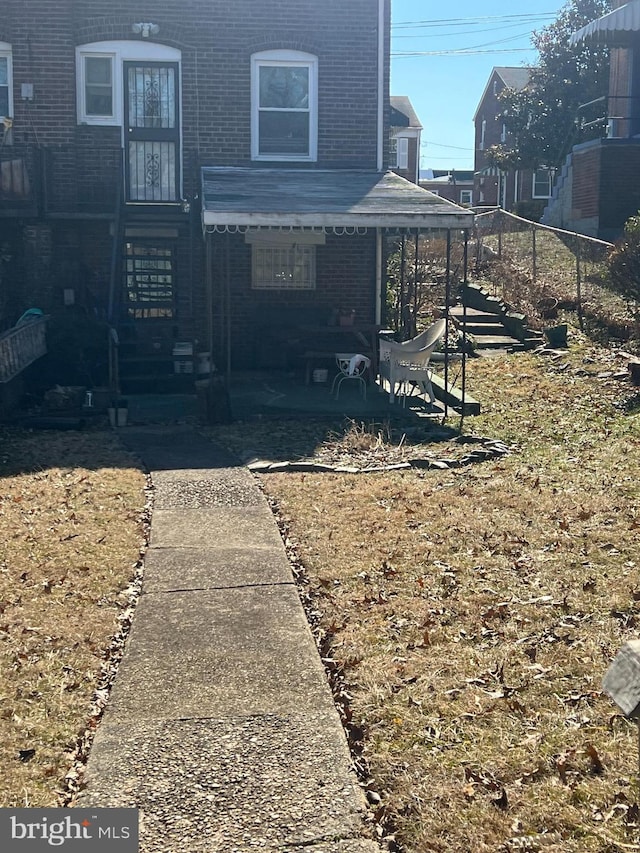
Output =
[
  {"x1": 77, "y1": 427, "x2": 378, "y2": 852},
  {"x1": 149, "y1": 507, "x2": 284, "y2": 550},
  {"x1": 152, "y1": 470, "x2": 264, "y2": 509},
  {"x1": 142, "y1": 547, "x2": 294, "y2": 593},
  {"x1": 80, "y1": 716, "x2": 378, "y2": 853},
  {"x1": 106, "y1": 586, "x2": 335, "y2": 720}
]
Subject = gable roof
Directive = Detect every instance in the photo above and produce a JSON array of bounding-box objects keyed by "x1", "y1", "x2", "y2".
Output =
[
  {"x1": 390, "y1": 95, "x2": 423, "y2": 129},
  {"x1": 473, "y1": 66, "x2": 532, "y2": 122}
]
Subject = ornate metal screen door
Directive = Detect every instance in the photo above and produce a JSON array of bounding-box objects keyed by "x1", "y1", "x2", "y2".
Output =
[{"x1": 124, "y1": 63, "x2": 180, "y2": 202}]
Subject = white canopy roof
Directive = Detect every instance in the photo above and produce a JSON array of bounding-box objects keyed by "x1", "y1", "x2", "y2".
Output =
[{"x1": 571, "y1": 0, "x2": 640, "y2": 45}]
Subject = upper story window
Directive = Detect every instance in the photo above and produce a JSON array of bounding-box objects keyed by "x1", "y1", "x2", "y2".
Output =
[
  {"x1": 389, "y1": 134, "x2": 408, "y2": 170},
  {"x1": 459, "y1": 189, "x2": 473, "y2": 206},
  {"x1": 76, "y1": 41, "x2": 181, "y2": 126},
  {"x1": 0, "y1": 43, "x2": 13, "y2": 119},
  {"x1": 480, "y1": 118, "x2": 487, "y2": 151},
  {"x1": 532, "y1": 168, "x2": 553, "y2": 198},
  {"x1": 251, "y1": 50, "x2": 318, "y2": 161}
]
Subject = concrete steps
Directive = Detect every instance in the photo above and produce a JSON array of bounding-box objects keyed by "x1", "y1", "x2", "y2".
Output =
[{"x1": 451, "y1": 284, "x2": 544, "y2": 351}]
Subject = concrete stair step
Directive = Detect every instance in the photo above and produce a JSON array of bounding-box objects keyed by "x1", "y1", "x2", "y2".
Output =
[
  {"x1": 462, "y1": 323, "x2": 509, "y2": 337},
  {"x1": 472, "y1": 334, "x2": 522, "y2": 349},
  {"x1": 450, "y1": 306, "x2": 505, "y2": 323}
]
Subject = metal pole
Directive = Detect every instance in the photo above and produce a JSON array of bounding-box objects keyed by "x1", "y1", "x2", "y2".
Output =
[
  {"x1": 444, "y1": 230, "x2": 451, "y2": 420},
  {"x1": 576, "y1": 238, "x2": 584, "y2": 331},
  {"x1": 532, "y1": 225, "x2": 537, "y2": 283},
  {"x1": 225, "y1": 232, "x2": 231, "y2": 381},
  {"x1": 413, "y1": 230, "x2": 419, "y2": 337},
  {"x1": 399, "y1": 235, "x2": 406, "y2": 337},
  {"x1": 461, "y1": 230, "x2": 469, "y2": 434}
]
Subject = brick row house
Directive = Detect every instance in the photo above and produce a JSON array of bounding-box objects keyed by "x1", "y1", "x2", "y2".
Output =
[
  {"x1": 543, "y1": 0, "x2": 640, "y2": 239},
  {"x1": 0, "y1": 0, "x2": 472, "y2": 393},
  {"x1": 473, "y1": 67, "x2": 554, "y2": 216}
]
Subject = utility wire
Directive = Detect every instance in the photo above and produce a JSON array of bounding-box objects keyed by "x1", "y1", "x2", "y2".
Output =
[{"x1": 392, "y1": 13, "x2": 555, "y2": 29}]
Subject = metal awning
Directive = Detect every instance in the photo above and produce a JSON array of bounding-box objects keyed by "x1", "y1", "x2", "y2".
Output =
[
  {"x1": 571, "y1": 0, "x2": 640, "y2": 45},
  {"x1": 201, "y1": 168, "x2": 474, "y2": 230}
]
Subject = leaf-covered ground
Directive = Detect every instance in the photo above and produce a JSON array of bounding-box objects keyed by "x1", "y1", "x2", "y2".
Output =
[
  {"x1": 223, "y1": 338, "x2": 640, "y2": 852},
  {"x1": 0, "y1": 430, "x2": 146, "y2": 806}
]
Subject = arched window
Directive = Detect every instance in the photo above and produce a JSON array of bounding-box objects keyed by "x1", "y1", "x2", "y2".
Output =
[{"x1": 251, "y1": 49, "x2": 318, "y2": 161}]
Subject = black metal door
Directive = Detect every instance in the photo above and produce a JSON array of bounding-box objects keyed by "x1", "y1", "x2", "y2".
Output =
[{"x1": 124, "y1": 62, "x2": 180, "y2": 202}]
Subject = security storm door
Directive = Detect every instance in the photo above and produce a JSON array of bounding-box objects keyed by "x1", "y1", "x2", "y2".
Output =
[{"x1": 124, "y1": 62, "x2": 179, "y2": 202}]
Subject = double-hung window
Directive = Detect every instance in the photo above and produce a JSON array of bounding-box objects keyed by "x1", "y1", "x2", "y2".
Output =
[
  {"x1": 0, "y1": 44, "x2": 13, "y2": 120},
  {"x1": 532, "y1": 168, "x2": 553, "y2": 199},
  {"x1": 251, "y1": 50, "x2": 317, "y2": 161}
]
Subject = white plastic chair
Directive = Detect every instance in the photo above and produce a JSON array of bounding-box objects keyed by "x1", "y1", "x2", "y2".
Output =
[{"x1": 379, "y1": 319, "x2": 446, "y2": 405}]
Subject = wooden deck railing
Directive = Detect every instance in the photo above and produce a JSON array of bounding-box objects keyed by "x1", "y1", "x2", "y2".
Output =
[{"x1": 0, "y1": 316, "x2": 48, "y2": 383}]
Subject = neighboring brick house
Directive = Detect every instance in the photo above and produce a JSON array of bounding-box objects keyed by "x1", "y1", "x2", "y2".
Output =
[
  {"x1": 0, "y1": 0, "x2": 472, "y2": 389},
  {"x1": 389, "y1": 95, "x2": 422, "y2": 183},
  {"x1": 543, "y1": 0, "x2": 640, "y2": 240},
  {"x1": 420, "y1": 170, "x2": 474, "y2": 207},
  {"x1": 473, "y1": 67, "x2": 554, "y2": 214}
]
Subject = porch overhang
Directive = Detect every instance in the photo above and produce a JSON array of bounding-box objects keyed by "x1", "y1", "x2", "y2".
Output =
[
  {"x1": 201, "y1": 167, "x2": 475, "y2": 231},
  {"x1": 570, "y1": 1, "x2": 640, "y2": 46}
]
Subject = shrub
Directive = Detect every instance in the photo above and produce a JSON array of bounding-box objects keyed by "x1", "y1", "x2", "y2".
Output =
[{"x1": 607, "y1": 212, "x2": 640, "y2": 306}]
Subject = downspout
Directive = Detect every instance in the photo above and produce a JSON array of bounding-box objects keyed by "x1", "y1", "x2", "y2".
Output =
[
  {"x1": 375, "y1": 0, "x2": 385, "y2": 324},
  {"x1": 377, "y1": 0, "x2": 385, "y2": 172},
  {"x1": 375, "y1": 230, "x2": 383, "y2": 326}
]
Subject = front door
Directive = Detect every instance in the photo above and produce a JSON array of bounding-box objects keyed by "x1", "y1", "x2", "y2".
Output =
[{"x1": 124, "y1": 62, "x2": 180, "y2": 202}]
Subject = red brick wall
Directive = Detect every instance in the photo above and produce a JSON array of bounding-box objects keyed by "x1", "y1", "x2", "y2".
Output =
[
  {"x1": 600, "y1": 142, "x2": 640, "y2": 234},
  {"x1": 3, "y1": 0, "x2": 389, "y2": 356},
  {"x1": 572, "y1": 145, "x2": 601, "y2": 220},
  {"x1": 208, "y1": 231, "x2": 377, "y2": 368},
  {"x1": 5, "y1": 0, "x2": 386, "y2": 169}
]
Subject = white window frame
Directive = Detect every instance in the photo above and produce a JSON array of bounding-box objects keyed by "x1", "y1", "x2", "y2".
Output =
[
  {"x1": 388, "y1": 134, "x2": 398, "y2": 168},
  {"x1": 394, "y1": 136, "x2": 409, "y2": 170},
  {"x1": 500, "y1": 122, "x2": 507, "y2": 143},
  {"x1": 532, "y1": 168, "x2": 553, "y2": 199},
  {"x1": 459, "y1": 189, "x2": 473, "y2": 206},
  {"x1": 480, "y1": 118, "x2": 486, "y2": 151},
  {"x1": 76, "y1": 41, "x2": 181, "y2": 127},
  {"x1": 251, "y1": 49, "x2": 318, "y2": 162},
  {"x1": 0, "y1": 43, "x2": 13, "y2": 121}
]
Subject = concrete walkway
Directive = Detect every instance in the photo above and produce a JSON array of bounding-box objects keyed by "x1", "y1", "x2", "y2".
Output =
[{"x1": 77, "y1": 427, "x2": 379, "y2": 853}]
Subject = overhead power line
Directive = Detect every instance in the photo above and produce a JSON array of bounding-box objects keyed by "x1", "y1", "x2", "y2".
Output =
[{"x1": 392, "y1": 13, "x2": 556, "y2": 30}]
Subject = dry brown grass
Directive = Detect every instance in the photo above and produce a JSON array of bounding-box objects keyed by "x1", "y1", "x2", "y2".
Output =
[
  {"x1": 250, "y1": 339, "x2": 640, "y2": 852},
  {"x1": 0, "y1": 428, "x2": 146, "y2": 806}
]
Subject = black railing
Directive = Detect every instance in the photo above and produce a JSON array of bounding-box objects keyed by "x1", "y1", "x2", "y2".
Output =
[
  {"x1": 44, "y1": 145, "x2": 123, "y2": 216},
  {"x1": 0, "y1": 143, "x2": 40, "y2": 213},
  {"x1": 0, "y1": 144, "x2": 200, "y2": 217}
]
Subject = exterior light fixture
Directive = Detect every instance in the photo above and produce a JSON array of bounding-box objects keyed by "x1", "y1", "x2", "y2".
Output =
[{"x1": 131, "y1": 23, "x2": 160, "y2": 38}]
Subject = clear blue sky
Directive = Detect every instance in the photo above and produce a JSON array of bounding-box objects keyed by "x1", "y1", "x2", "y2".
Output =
[{"x1": 390, "y1": 1, "x2": 568, "y2": 173}]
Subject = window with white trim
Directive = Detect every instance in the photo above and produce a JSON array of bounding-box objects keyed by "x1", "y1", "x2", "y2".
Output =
[
  {"x1": 480, "y1": 118, "x2": 486, "y2": 150},
  {"x1": 532, "y1": 168, "x2": 552, "y2": 198},
  {"x1": 0, "y1": 44, "x2": 13, "y2": 120},
  {"x1": 388, "y1": 135, "x2": 398, "y2": 168},
  {"x1": 76, "y1": 41, "x2": 181, "y2": 126},
  {"x1": 459, "y1": 189, "x2": 473, "y2": 206},
  {"x1": 251, "y1": 50, "x2": 317, "y2": 161}
]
